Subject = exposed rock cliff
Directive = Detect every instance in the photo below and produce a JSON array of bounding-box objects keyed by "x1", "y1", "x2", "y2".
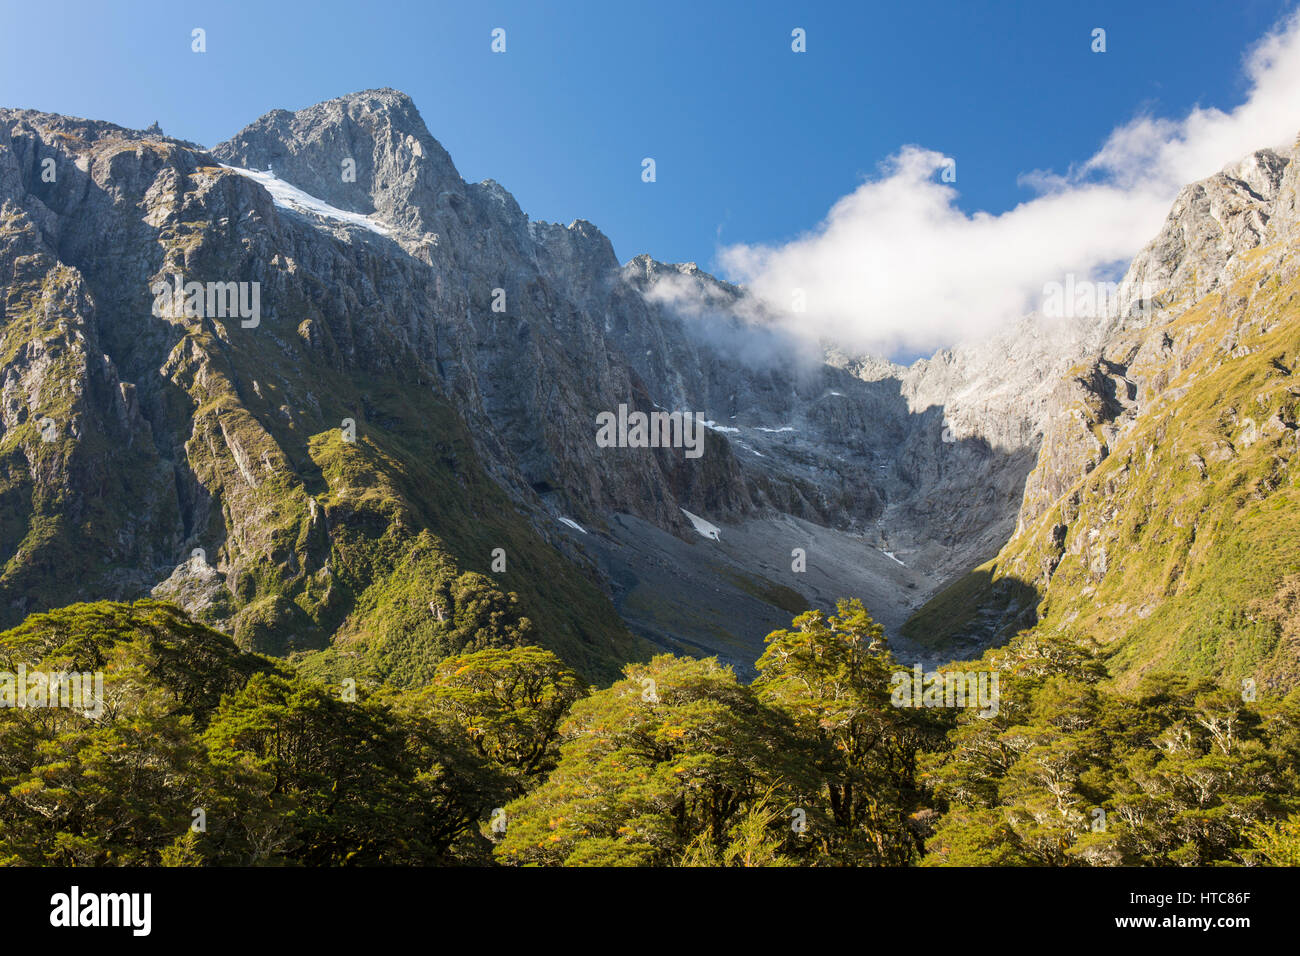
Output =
[{"x1": 7, "y1": 88, "x2": 1292, "y2": 683}]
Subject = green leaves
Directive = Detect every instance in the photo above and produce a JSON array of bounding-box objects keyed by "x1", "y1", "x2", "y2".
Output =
[
  {"x1": 2, "y1": 598, "x2": 1296, "y2": 868},
  {"x1": 416, "y1": 645, "x2": 582, "y2": 782},
  {"x1": 494, "y1": 655, "x2": 814, "y2": 866},
  {"x1": 918, "y1": 630, "x2": 1300, "y2": 866},
  {"x1": 0, "y1": 603, "x2": 558, "y2": 866},
  {"x1": 754, "y1": 599, "x2": 937, "y2": 864}
]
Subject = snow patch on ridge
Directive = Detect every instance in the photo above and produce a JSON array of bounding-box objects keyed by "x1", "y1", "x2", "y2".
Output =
[
  {"x1": 680, "y1": 508, "x2": 721, "y2": 541},
  {"x1": 221, "y1": 165, "x2": 392, "y2": 236}
]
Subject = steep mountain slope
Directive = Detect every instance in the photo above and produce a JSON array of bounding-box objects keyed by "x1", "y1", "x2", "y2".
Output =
[
  {"x1": 2, "y1": 89, "x2": 1078, "y2": 676},
  {"x1": 0, "y1": 103, "x2": 646, "y2": 683},
  {"x1": 905, "y1": 137, "x2": 1300, "y2": 690},
  {"x1": 11, "y1": 88, "x2": 1281, "y2": 685},
  {"x1": 210, "y1": 91, "x2": 1127, "y2": 672},
  {"x1": 212, "y1": 93, "x2": 1052, "y2": 539}
]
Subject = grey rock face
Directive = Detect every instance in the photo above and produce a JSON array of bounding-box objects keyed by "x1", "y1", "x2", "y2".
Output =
[
  {"x1": 1268, "y1": 133, "x2": 1300, "y2": 244},
  {"x1": 215, "y1": 91, "x2": 1054, "y2": 569},
  {"x1": 936, "y1": 131, "x2": 1300, "y2": 656},
  {"x1": 0, "y1": 104, "x2": 641, "y2": 673},
  {"x1": 0, "y1": 89, "x2": 1090, "y2": 671},
  {"x1": 216, "y1": 95, "x2": 726, "y2": 536},
  {"x1": 17, "y1": 88, "x2": 1275, "y2": 675},
  {"x1": 1117, "y1": 147, "x2": 1291, "y2": 323},
  {"x1": 1039, "y1": 139, "x2": 1299, "y2": 535}
]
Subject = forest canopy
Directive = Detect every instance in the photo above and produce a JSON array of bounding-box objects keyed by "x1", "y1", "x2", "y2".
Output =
[{"x1": 0, "y1": 598, "x2": 1297, "y2": 867}]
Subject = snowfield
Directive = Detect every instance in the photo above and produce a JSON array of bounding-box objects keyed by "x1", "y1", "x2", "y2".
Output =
[
  {"x1": 680, "y1": 508, "x2": 721, "y2": 540},
  {"x1": 221, "y1": 165, "x2": 392, "y2": 236}
]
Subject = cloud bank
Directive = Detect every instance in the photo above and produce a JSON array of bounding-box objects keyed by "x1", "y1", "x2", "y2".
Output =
[{"x1": 714, "y1": 13, "x2": 1300, "y2": 359}]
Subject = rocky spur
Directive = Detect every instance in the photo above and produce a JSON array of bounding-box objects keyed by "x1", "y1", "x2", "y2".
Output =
[{"x1": 150, "y1": 273, "x2": 261, "y2": 328}]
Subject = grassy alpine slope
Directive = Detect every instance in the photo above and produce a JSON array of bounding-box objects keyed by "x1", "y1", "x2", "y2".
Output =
[{"x1": 905, "y1": 246, "x2": 1300, "y2": 692}]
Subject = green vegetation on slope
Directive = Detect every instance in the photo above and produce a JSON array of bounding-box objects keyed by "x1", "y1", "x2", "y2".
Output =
[
  {"x1": 1, "y1": 161, "x2": 645, "y2": 687},
  {"x1": 0, "y1": 600, "x2": 581, "y2": 865},
  {"x1": 904, "y1": 251, "x2": 1300, "y2": 690}
]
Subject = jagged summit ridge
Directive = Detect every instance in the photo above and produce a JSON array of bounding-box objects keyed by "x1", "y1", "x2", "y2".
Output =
[
  {"x1": 214, "y1": 88, "x2": 459, "y2": 223},
  {"x1": 213, "y1": 90, "x2": 618, "y2": 260},
  {"x1": 1117, "y1": 146, "x2": 1294, "y2": 322}
]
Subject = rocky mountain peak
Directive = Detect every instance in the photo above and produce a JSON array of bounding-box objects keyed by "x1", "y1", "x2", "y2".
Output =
[
  {"x1": 213, "y1": 89, "x2": 624, "y2": 278},
  {"x1": 213, "y1": 87, "x2": 464, "y2": 235},
  {"x1": 1116, "y1": 140, "x2": 1296, "y2": 323}
]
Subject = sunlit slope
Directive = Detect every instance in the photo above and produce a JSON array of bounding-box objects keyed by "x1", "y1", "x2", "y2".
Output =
[{"x1": 907, "y1": 247, "x2": 1300, "y2": 691}]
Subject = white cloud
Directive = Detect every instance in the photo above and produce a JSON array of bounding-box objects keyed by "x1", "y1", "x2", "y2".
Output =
[
  {"x1": 642, "y1": 268, "x2": 820, "y2": 367},
  {"x1": 713, "y1": 12, "x2": 1300, "y2": 359}
]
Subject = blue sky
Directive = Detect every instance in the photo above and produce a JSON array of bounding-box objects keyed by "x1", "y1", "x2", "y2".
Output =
[{"x1": 3, "y1": 0, "x2": 1299, "y2": 356}]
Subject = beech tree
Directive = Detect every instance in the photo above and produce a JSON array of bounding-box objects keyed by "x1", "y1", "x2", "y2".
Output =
[
  {"x1": 494, "y1": 655, "x2": 815, "y2": 866},
  {"x1": 755, "y1": 599, "x2": 940, "y2": 865}
]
